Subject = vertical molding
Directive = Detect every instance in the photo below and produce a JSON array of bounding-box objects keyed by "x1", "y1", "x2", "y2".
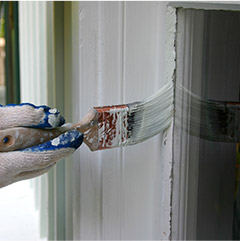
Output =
[
  {"x1": 4, "y1": 2, "x2": 20, "y2": 103},
  {"x1": 100, "y1": 2, "x2": 125, "y2": 239},
  {"x1": 34, "y1": 2, "x2": 40, "y2": 104},
  {"x1": 44, "y1": 3, "x2": 57, "y2": 240},
  {"x1": 64, "y1": 2, "x2": 73, "y2": 240},
  {"x1": 53, "y1": 3, "x2": 66, "y2": 240},
  {"x1": 73, "y1": 2, "x2": 103, "y2": 239},
  {"x1": 46, "y1": 2, "x2": 55, "y2": 107},
  {"x1": 121, "y1": 3, "x2": 173, "y2": 240},
  {"x1": 18, "y1": 2, "x2": 50, "y2": 240},
  {"x1": 172, "y1": 8, "x2": 205, "y2": 240},
  {"x1": 13, "y1": 2, "x2": 20, "y2": 103},
  {"x1": 71, "y1": 2, "x2": 81, "y2": 239}
]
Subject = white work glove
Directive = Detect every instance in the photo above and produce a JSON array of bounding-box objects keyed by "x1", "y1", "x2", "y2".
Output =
[{"x1": 0, "y1": 103, "x2": 83, "y2": 188}]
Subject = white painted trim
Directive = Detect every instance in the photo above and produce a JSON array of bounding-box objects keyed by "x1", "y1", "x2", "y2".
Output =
[
  {"x1": 170, "y1": 1, "x2": 240, "y2": 11},
  {"x1": 172, "y1": 8, "x2": 205, "y2": 240},
  {"x1": 171, "y1": 3, "x2": 240, "y2": 239}
]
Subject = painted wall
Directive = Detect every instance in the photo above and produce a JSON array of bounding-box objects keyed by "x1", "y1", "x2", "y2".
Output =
[
  {"x1": 70, "y1": 2, "x2": 174, "y2": 239},
  {"x1": 19, "y1": 2, "x2": 176, "y2": 240}
]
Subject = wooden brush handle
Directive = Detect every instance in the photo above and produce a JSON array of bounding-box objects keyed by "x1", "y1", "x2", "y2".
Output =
[
  {"x1": 0, "y1": 127, "x2": 64, "y2": 152},
  {"x1": 0, "y1": 108, "x2": 99, "y2": 152},
  {"x1": 73, "y1": 108, "x2": 99, "y2": 151}
]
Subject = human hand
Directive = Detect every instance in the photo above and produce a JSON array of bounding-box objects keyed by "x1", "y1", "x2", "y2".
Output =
[{"x1": 0, "y1": 103, "x2": 83, "y2": 188}]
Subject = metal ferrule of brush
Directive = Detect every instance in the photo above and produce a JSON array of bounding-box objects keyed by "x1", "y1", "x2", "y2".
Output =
[{"x1": 94, "y1": 104, "x2": 131, "y2": 149}]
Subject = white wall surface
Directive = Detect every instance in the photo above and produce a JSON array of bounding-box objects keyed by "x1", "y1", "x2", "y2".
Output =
[
  {"x1": 18, "y1": 2, "x2": 176, "y2": 240},
  {"x1": 17, "y1": 2, "x2": 240, "y2": 240},
  {"x1": 70, "y1": 2, "x2": 175, "y2": 239}
]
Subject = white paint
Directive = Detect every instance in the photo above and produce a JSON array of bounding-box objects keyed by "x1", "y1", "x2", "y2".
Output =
[
  {"x1": 18, "y1": 2, "x2": 176, "y2": 240},
  {"x1": 172, "y1": 9, "x2": 202, "y2": 239},
  {"x1": 51, "y1": 137, "x2": 60, "y2": 146},
  {"x1": 17, "y1": 2, "x2": 240, "y2": 240},
  {"x1": 51, "y1": 132, "x2": 76, "y2": 147},
  {"x1": 170, "y1": 1, "x2": 240, "y2": 11},
  {"x1": 48, "y1": 113, "x2": 59, "y2": 127},
  {"x1": 97, "y1": 107, "x2": 129, "y2": 148},
  {"x1": 71, "y1": 2, "x2": 175, "y2": 240},
  {"x1": 128, "y1": 81, "x2": 174, "y2": 146},
  {"x1": 15, "y1": 130, "x2": 19, "y2": 139},
  {"x1": 49, "y1": 108, "x2": 58, "y2": 114}
]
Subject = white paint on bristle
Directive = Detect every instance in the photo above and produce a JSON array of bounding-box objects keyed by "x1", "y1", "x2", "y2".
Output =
[
  {"x1": 49, "y1": 108, "x2": 58, "y2": 114},
  {"x1": 127, "y1": 81, "x2": 174, "y2": 145},
  {"x1": 96, "y1": 80, "x2": 174, "y2": 149},
  {"x1": 51, "y1": 137, "x2": 60, "y2": 146}
]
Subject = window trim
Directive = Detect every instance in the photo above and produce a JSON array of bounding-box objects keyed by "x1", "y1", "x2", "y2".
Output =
[{"x1": 171, "y1": 2, "x2": 240, "y2": 239}]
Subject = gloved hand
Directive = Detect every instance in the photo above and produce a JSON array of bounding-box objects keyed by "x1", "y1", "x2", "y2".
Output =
[{"x1": 0, "y1": 103, "x2": 83, "y2": 188}]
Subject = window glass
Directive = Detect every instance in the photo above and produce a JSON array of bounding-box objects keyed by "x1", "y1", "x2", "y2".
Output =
[{"x1": 177, "y1": 9, "x2": 240, "y2": 240}]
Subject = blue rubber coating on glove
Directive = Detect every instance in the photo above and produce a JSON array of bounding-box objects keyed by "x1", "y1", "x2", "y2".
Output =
[
  {"x1": 32, "y1": 113, "x2": 65, "y2": 129},
  {"x1": 21, "y1": 131, "x2": 84, "y2": 152},
  {"x1": 0, "y1": 103, "x2": 65, "y2": 128}
]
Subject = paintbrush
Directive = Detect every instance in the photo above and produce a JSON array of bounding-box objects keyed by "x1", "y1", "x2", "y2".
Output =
[
  {"x1": 2, "y1": 81, "x2": 239, "y2": 152},
  {"x1": 0, "y1": 82, "x2": 174, "y2": 152}
]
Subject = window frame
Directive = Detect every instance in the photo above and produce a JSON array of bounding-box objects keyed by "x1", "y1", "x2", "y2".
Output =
[{"x1": 170, "y1": 2, "x2": 240, "y2": 239}]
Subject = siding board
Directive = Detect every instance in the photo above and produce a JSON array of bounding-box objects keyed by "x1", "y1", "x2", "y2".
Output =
[
  {"x1": 20, "y1": 2, "x2": 175, "y2": 240},
  {"x1": 72, "y1": 2, "x2": 174, "y2": 240}
]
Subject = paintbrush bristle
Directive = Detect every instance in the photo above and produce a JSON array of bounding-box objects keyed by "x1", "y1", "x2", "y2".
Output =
[{"x1": 127, "y1": 81, "x2": 174, "y2": 145}]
